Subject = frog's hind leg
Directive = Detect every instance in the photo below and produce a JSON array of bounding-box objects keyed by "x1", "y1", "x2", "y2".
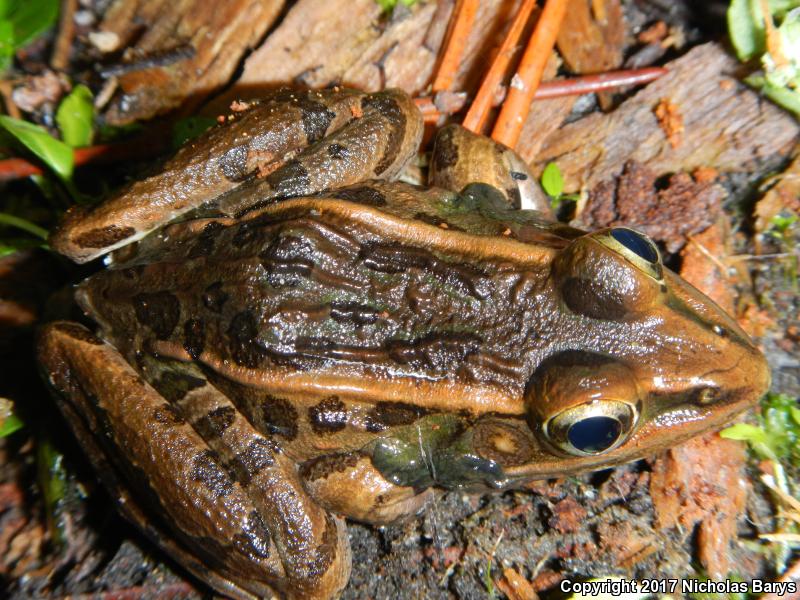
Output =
[{"x1": 38, "y1": 321, "x2": 350, "y2": 600}]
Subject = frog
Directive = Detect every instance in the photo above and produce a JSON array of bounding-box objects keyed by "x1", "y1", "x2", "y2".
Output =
[{"x1": 37, "y1": 87, "x2": 770, "y2": 600}]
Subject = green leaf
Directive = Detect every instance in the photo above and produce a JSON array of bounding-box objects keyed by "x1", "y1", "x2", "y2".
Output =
[
  {"x1": 2, "y1": 0, "x2": 58, "y2": 48},
  {"x1": 0, "y1": 237, "x2": 43, "y2": 257},
  {"x1": 0, "y1": 412, "x2": 22, "y2": 437},
  {"x1": 56, "y1": 85, "x2": 94, "y2": 148},
  {"x1": 37, "y1": 435, "x2": 68, "y2": 547},
  {"x1": 0, "y1": 19, "x2": 13, "y2": 71},
  {"x1": 540, "y1": 162, "x2": 564, "y2": 198},
  {"x1": 0, "y1": 398, "x2": 23, "y2": 437},
  {"x1": 720, "y1": 422, "x2": 769, "y2": 443},
  {"x1": 374, "y1": 0, "x2": 416, "y2": 12},
  {"x1": 729, "y1": 0, "x2": 767, "y2": 61},
  {"x1": 0, "y1": 115, "x2": 73, "y2": 180},
  {"x1": 0, "y1": 212, "x2": 48, "y2": 239},
  {"x1": 763, "y1": 80, "x2": 800, "y2": 115},
  {"x1": 171, "y1": 115, "x2": 216, "y2": 149}
]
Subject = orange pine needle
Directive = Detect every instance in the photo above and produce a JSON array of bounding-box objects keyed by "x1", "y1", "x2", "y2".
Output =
[
  {"x1": 431, "y1": 0, "x2": 479, "y2": 93},
  {"x1": 491, "y1": 0, "x2": 570, "y2": 148},
  {"x1": 414, "y1": 66, "x2": 667, "y2": 122},
  {"x1": 462, "y1": 0, "x2": 537, "y2": 133}
]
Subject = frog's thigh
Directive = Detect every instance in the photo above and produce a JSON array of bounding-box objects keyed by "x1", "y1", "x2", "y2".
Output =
[
  {"x1": 301, "y1": 452, "x2": 433, "y2": 525},
  {"x1": 38, "y1": 322, "x2": 349, "y2": 600}
]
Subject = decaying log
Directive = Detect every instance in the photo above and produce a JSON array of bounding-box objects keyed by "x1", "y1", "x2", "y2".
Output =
[
  {"x1": 530, "y1": 43, "x2": 800, "y2": 191},
  {"x1": 97, "y1": 0, "x2": 284, "y2": 125},
  {"x1": 213, "y1": 0, "x2": 523, "y2": 106}
]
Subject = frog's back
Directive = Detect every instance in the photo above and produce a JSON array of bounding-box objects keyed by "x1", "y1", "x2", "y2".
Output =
[{"x1": 79, "y1": 188, "x2": 577, "y2": 432}]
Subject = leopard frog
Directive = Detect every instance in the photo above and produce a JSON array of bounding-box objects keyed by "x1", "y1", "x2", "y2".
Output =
[{"x1": 38, "y1": 88, "x2": 770, "y2": 600}]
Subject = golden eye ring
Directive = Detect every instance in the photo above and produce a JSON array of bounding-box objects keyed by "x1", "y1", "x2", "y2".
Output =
[
  {"x1": 594, "y1": 227, "x2": 663, "y2": 281},
  {"x1": 543, "y1": 400, "x2": 637, "y2": 456}
]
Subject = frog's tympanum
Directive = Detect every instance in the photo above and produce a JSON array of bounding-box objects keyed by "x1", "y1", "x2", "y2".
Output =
[{"x1": 38, "y1": 89, "x2": 770, "y2": 600}]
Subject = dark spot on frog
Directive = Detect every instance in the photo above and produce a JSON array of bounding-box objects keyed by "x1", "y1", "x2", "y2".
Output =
[
  {"x1": 300, "y1": 452, "x2": 361, "y2": 482},
  {"x1": 333, "y1": 186, "x2": 387, "y2": 206},
  {"x1": 327, "y1": 143, "x2": 348, "y2": 159},
  {"x1": 183, "y1": 318, "x2": 205, "y2": 359},
  {"x1": 191, "y1": 450, "x2": 234, "y2": 498},
  {"x1": 202, "y1": 281, "x2": 229, "y2": 313},
  {"x1": 432, "y1": 126, "x2": 459, "y2": 172},
  {"x1": 259, "y1": 235, "x2": 315, "y2": 286},
  {"x1": 233, "y1": 511, "x2": 272, "y2": 559},
  {"x1": 265, "y1": 159, "x2": 311, "y2": 198},
  {"x1": 386, "y1": 332, "x2": 481, "y2": 372},
  {"x1": 301, "y1": 513, "x2": 338, "y2": 581},
  {"x1": 561, "y1": 276, "x2": 629, "y2": 321},
  {"x1": 189, "y1": 221, "x2": 225, "y2": 259},
  {"x1": 361, "y1": 94, "x2": 406, "y2": 176},
  {"x1": 329, "y1": 302, "x2": 380, "y2": 326},
  {"x1": 227, "y1": 438, "x2": 277, "y2": 486},
  {"x1": 299, "y1": 99, "x2": 336, "y2": 144},
  {"x1": 74, "y1": 224, "x2": 136, "y2": 249},
  {"x1": 152, "y1": 370, "x2": 205, "y2": 402},
  {"x1": 505, "y1": 187, "x2": 522, "y2": 209},
  {"x1": 471, "y1": 421, "x2": 535, "y2": 467},
  {"x1": 365, "y1": 401, "x2": 429, "y2": 433},
  {"x1": 227, "y1": 310, "x2": 265, "y2": 368},
  {"x1": 361, "y1": 243, "x2": 489, "y2": 299},
  {"x1": 152, "y1": 403, "x2": 186, "y2": 426},
  {"x1": 133, "y1": 291, "x2": 180, "y2": 339},
  {"x1": 259, "y1": 395, "x2": 299, "y2": 440},
  {"x1": 53, "y1": 322, "x2": 104, "y2": 345},
  {"x1": 194, "y1": 406, "x2": 235, "y2": 439},
  {"x1": 219, "y1": 145, "x2": 250, "y2": 182},
  {"x1": 510, "y1": 171, "x2": 528, "y2": 181},
  {"x1": 308, "y1": 396, "x2": 348, "y2": 435}
]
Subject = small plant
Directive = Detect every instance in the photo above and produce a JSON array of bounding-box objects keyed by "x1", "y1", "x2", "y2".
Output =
[
  {"x1": 375, "y1": 0, "x2": 417, "y2": 13},
  {"x1": 540, "y1": 162, "x2": 579, "y2": 213},
  {"x1": 0, "y1": 0, "x2": 59, "y2": 72},
  {"x1": 0, "y1": 398, "x2": 23, "y2": 437},
  {"x1": 767, "y1": 213, "x2": 799, "y2": 244},
  {"x1": 728, "y1": 0, "x2": 800, "y2": 115},
  {"x1": 722, "y1": 393, "x2": 800, "y2": 570}
]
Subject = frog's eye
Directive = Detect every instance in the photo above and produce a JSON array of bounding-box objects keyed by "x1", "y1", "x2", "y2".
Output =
[
  {"x1": 596, "y1": 227, "x2": 663, "y2": 281},
  {"x1": 552, "y1": 228, "x2": 664, "y2": 320},
  {"x1": 610, "y1": 228, "x2": 659, "y2": 264},
  {"x1": 544, "y1": 401, "x2": 635, "y2": 456},
  {"x1": 528, "y1": 353, "x2": 640, "y2": 456}
]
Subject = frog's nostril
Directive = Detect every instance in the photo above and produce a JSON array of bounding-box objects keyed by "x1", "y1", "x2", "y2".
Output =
[{"x1": 567, "y1": 416, "x2": 622, "y2": 454}]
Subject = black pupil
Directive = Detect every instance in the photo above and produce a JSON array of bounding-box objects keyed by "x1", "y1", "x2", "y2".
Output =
[
  {"x1": 610, "y1": 228, "x2": 658, "y2": 264},
  {"x1": 567, "y1": 416, "x2": 622, "y2": 454}
]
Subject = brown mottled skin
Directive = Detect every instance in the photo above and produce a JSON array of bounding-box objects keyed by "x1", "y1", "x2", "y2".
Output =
[{"x1": 38, "y1": 89, "x2": 770, "y2": 600}]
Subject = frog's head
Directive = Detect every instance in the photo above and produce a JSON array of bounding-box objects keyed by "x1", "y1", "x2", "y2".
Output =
[{"x1": 505, "y1": 227, "x2": 769, "y2": 479}]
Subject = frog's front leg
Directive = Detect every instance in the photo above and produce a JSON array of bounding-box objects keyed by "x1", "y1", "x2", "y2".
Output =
[
  {"x1": 37, "y1": 322, "x2": 350, "y2": 600},
  {"x1": 300, "y1": 452, "x2": 434, "y2": 525}
]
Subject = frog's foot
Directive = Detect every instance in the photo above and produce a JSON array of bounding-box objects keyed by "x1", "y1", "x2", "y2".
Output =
[
  {"x1": 300, "y1": 452, "x2": 434, "y2": 525},
  {"x1": 38, "y1": 321, "x2": 350, "y2": 600}
]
